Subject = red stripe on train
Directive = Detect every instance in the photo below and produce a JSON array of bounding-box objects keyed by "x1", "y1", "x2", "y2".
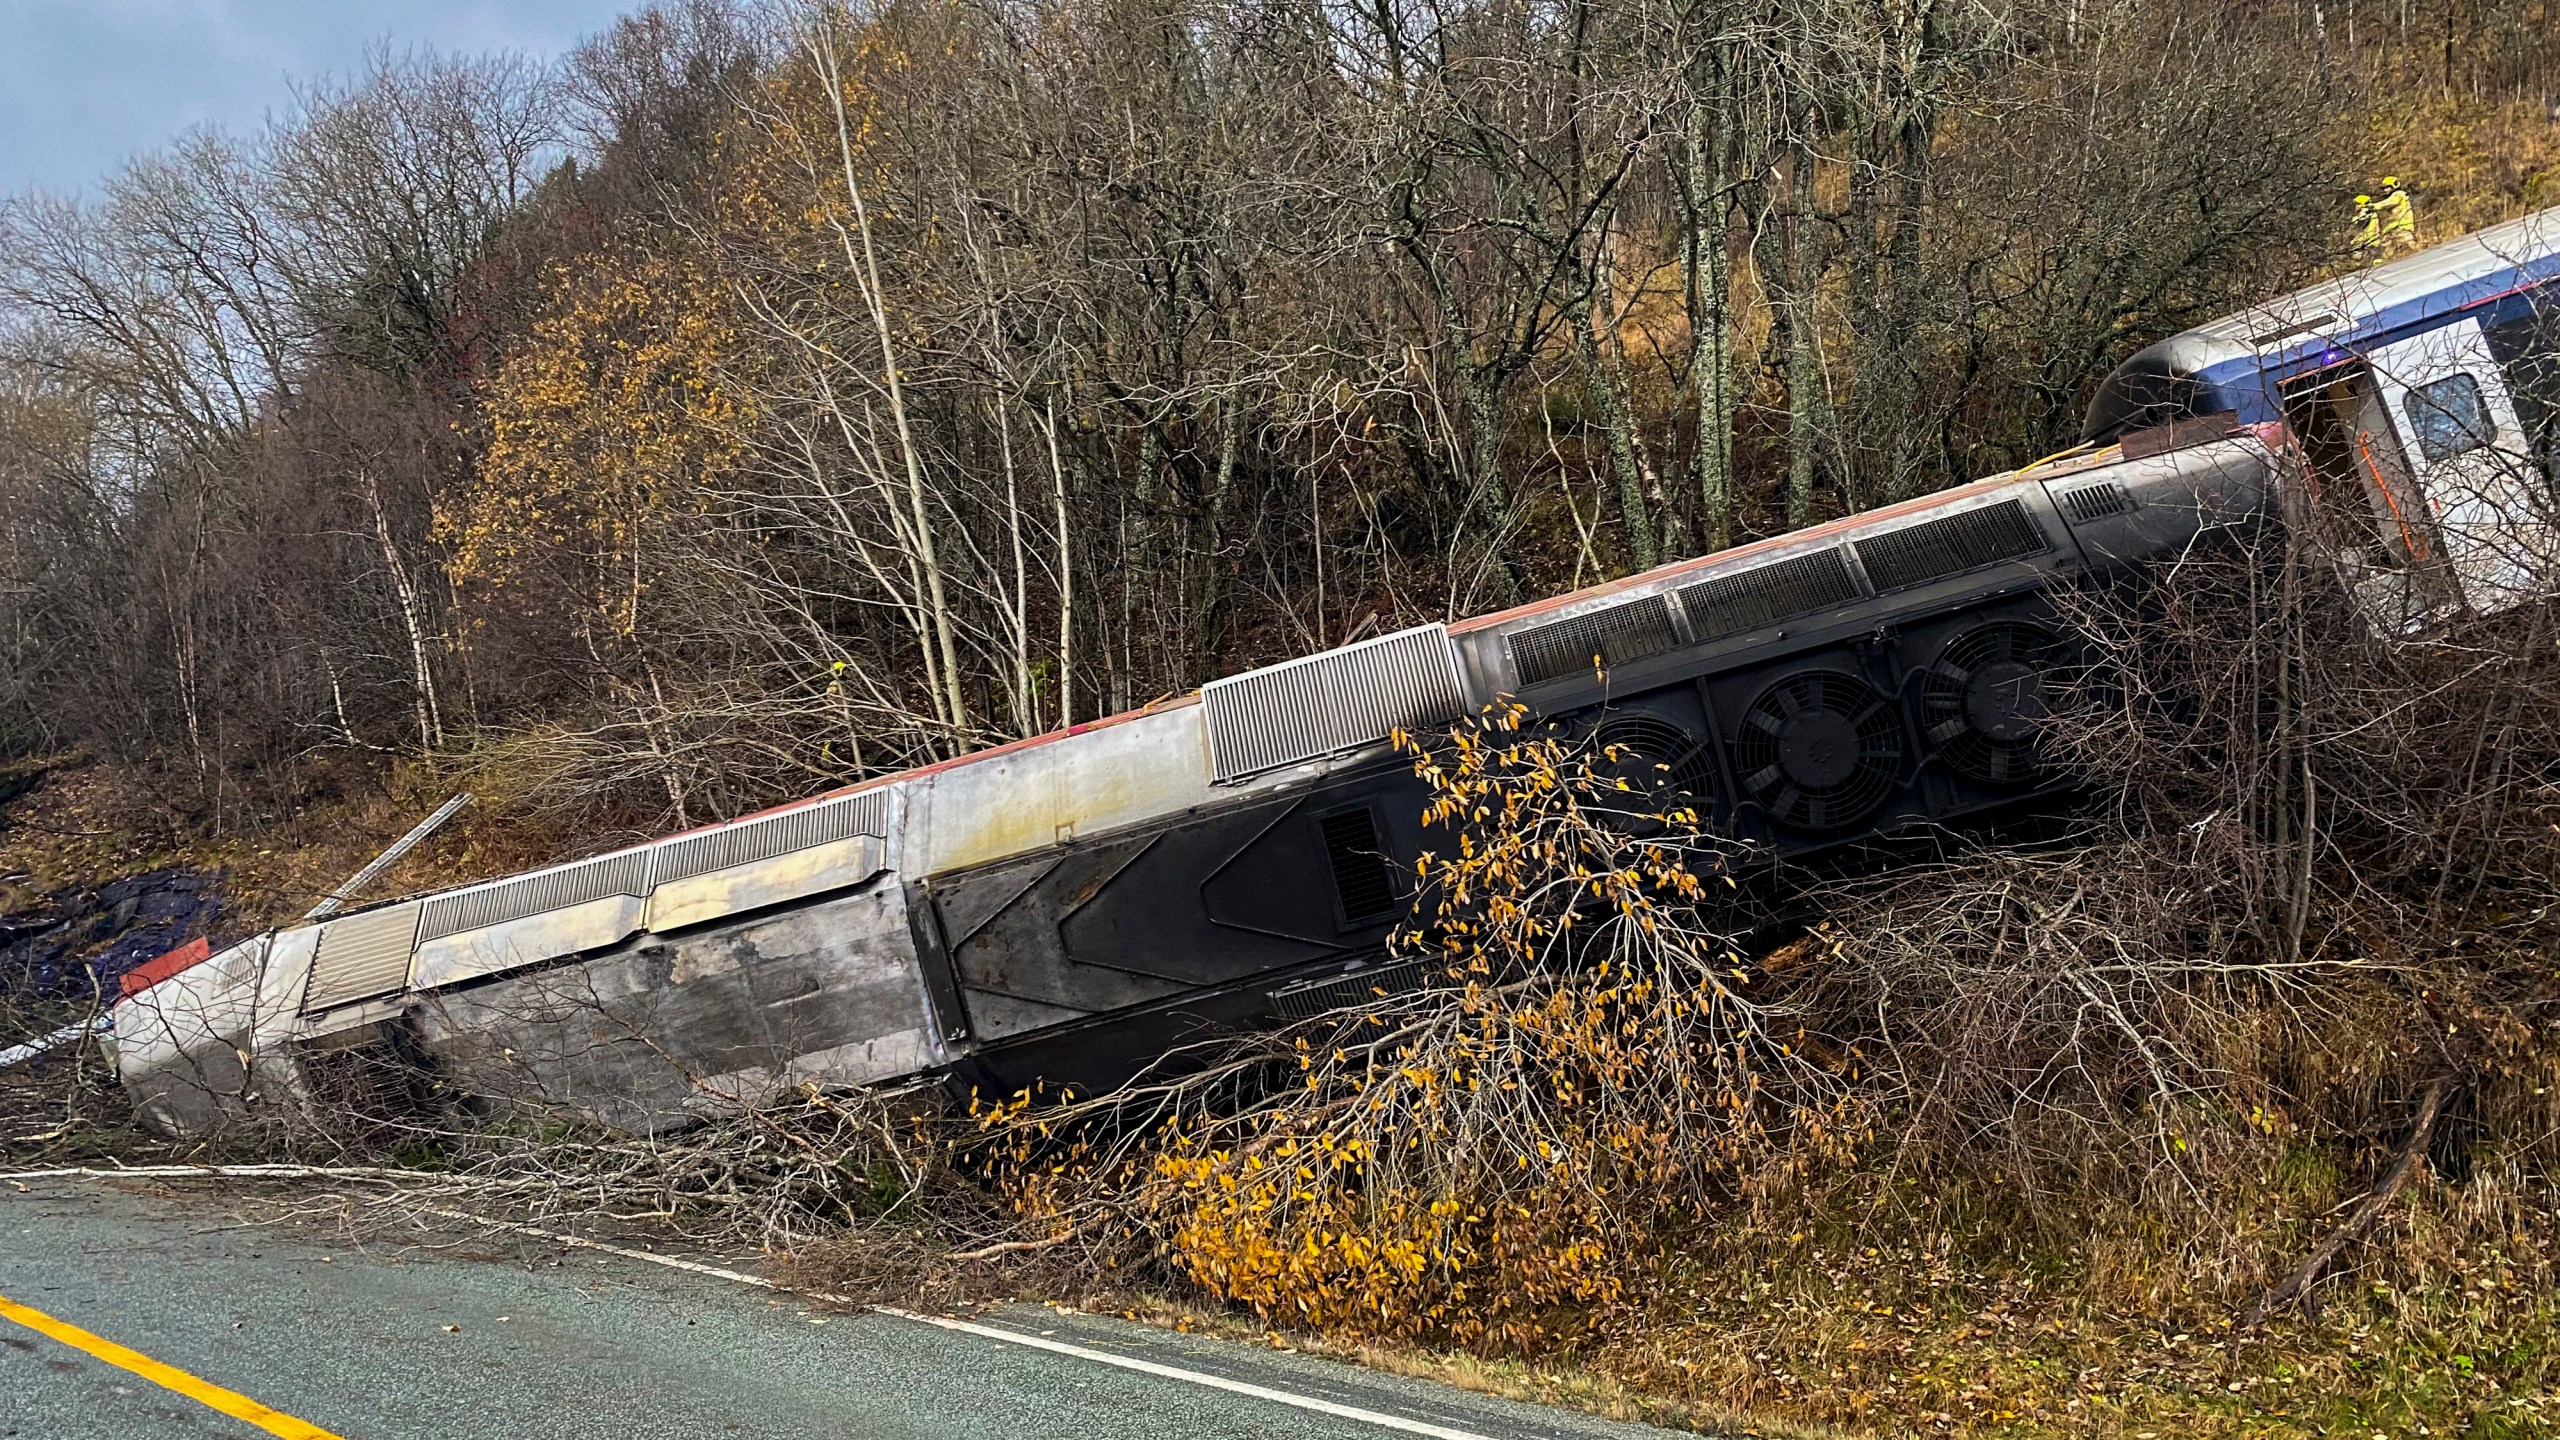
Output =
[{"x1": 118, "y1": 936, "x2": 212, "y2": 998}]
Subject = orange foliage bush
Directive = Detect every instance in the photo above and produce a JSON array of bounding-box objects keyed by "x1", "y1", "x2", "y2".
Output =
[{"x1": 1034, "y1": 704, "x2": 1863, "y2": 1348}]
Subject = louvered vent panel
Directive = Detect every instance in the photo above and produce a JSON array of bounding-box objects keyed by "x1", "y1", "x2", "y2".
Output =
[
  {"x1": 1506, "y1": 594, "x2": 1680, "y2": 688},
  {"x1": 1201, "y1": 625, "x2": 1465, "y2": 784},
  {"x1": 1318, "y1": 808, "x2": 1399, "y2": 922},
  {"x1": 302, "y1": 901, "x2": 421, "y2": 1012},
  {"x1": 1271, "y1": 958, "x2": 1428, "y2": 1022},
  {"x1": 1676, "y1": 549, "x2": 1862, "y2": 641},
  {"x1": 416, "y1": 850, "x2": 654, "y2": 944},
  {"x1": 2055, "y1": 479, "x2": 2136, "y2": 524},
  {"x1": 1853, "y1": 499, "x2": 2048, "y2": 592},
  {"x1": 652, "y1": 789, "x2": 891, "y2": 886}
]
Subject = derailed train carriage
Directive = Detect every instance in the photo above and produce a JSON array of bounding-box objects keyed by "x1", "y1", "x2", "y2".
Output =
[{"x1": 108, "y1": 207, "x2": 2560, "y2": 1137}]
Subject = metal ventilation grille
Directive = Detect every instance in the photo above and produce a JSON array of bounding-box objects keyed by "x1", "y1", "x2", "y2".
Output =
[
  {"x1": 2055, "y1": 479, "x2": 2136, "y2": 524},
  {"x1": 1853, "y1": 500, "x2": 2047, "y2": 592},
  {"x1": 1676, "y1": 549, "x2": 1861, "y2": 641},
  {"x1": 1318, "y1": 807, "x2": 1399, "y2": 922},
  {"x1": 302, "y1": 900, "x2": 422, "y2": 1011},
  {"x1": 1201, "y1": 625, "x2": 1465, "y2": 784},
  {"x1": 1506, "y1": 594, "x2": 1680, "y2": 688},
  {"x1": 653, "y1": 789, "x2": 890, "y2": 885},
  {"x1": 1732, "y1": 669, "x2": 1904, "y2": 832},
  {"x1": 1921, "y1": 620, "x2": 2074, "y2": 787},
  {"x1": 416, "y1": 850, "x2": 654, "y2": 944},
  {"x1": 1271, "y1": 957, "x2": 1428, "y2": 1022},
  {"x1": 1581, "y1": 714, "x2": 1718, "y2": 831}
]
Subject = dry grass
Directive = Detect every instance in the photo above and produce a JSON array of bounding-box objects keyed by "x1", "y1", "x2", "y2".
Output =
[{"x1": 2363, "y1": 94, "x2": 2560, "y2": 235}]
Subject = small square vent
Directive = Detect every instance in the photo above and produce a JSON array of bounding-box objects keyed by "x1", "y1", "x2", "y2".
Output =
[
  {"x1": 2055, "y1": 479, "x2": 2136, "y2": 524},
  {"x1": 1318, "y1": 807, "x2": 1399, "y2": 923}
]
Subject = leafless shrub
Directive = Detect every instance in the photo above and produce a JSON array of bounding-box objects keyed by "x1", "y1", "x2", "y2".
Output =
[{"x1": 1778, "y1": 487, "x2": 2560, "y2": 1315}]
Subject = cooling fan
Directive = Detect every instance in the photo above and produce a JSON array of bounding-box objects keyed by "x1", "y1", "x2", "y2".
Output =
[
  {"x1": 1918, "y1": 621, "x2": 2074, "y2": 786},
  {"x1": 1576, "y1": 713, "x2": 1718, "y2": 833},
  {"x1": 1733, "y1": 670, "x2": 1903, "y2": 831}
]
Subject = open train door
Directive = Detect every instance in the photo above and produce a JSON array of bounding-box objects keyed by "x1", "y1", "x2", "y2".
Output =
[{"x1": 2363, "y1": 316, "x2": 2558, "y2": 616}]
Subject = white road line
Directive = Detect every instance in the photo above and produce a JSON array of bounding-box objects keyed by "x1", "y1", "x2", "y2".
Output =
[
  {"x1": 413, "y1": 1208, "x2": 838, "y2": 1297},
  {"x1": 412, "y1": 1207, "x2": 1499, "y2": 1440},
  {"x1": 874, "y1": 1307, "x2": 1500, "y2": 1440}
]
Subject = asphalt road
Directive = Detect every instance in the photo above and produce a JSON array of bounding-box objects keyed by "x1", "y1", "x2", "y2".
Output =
[{"x1": 0, "y1": 1183, "x2": 1706, "y2": 1440}]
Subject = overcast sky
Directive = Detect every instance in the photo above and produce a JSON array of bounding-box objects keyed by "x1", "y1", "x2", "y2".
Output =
[{"x1": 0, "y1": 1, "x2": 634, "y2": 198}]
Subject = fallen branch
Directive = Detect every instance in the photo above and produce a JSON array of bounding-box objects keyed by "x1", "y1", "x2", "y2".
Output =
[
  {"x1": 945, "y1": 1230, "x2": 1077, "y2": 1263},
  {"x1": 2240, "y1": 1072, "x2": 2455, "y2": 1328},
  {"x1": 0, "y1": 1163, "x2": 532, "y2": 1189}
]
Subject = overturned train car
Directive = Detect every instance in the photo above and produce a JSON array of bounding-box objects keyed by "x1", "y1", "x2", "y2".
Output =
[
  {"x1": 108, "y1": 432, "x2": 2276, "y2": 1136},
  {"x1": 110, "y1": 206, "x2": 2560, "y2": 1137}
]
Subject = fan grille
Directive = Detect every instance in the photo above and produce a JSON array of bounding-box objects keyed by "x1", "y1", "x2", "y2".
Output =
[
  {"x1": 1920, "y1": 621, "x2": 2073, "y2": 786},
  {"x1": 1579, "y1": 714, "x2": 1718, "y2": 832},
  {"x1": 1732, "y1": 671, "x2": 1903, "y2": 832}
]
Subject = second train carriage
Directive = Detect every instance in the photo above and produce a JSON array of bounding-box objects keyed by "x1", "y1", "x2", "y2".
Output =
[
  {"x1": 109, "y1": 206, "x2": 2560, "y2": 1136},
  {"x1": 2086, "y1": 205, "x2": 2560, "y2": 631}
]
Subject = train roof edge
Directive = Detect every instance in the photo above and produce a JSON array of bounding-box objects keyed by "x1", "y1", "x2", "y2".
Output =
[{"x1": 2083, "y1": 204, "x2": 2560, "y2": 445}]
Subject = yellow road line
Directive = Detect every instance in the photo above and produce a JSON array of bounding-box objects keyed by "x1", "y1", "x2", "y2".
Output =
[{"x1": 0, "y1": 1291, "x2": 345, "y2": 1440}]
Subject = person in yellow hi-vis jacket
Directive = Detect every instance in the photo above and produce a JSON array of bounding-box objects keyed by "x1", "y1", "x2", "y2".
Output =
[{"x1": 2371, "y1": 176, "x2": 2418, "y2": 253}]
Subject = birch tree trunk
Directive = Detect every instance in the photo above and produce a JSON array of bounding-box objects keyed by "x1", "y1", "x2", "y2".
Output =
[
  {"x1": 359, "y1": 465, "x2": 444, "y2": 751},
  {"x1": 1570, "y1": 266, "x2": 1659, "y2": 570},
  {"x1": 1687, "y1": 41, "x2": 1740, "y2": 550},
  {"x1": 1041, "y1": 395, "x2": 1074, "y2": 730},
  {"x1": 807, "y1": 21, "x2": 969, "y2": 742},
  {"x1": 1781, "y1": 129, "x2": 1832, "y2": 528}
]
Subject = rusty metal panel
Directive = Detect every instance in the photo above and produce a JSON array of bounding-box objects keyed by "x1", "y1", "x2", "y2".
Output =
[
  {"x1": 653, "y1": 790, "x2": 891, "y2": 885},
  {"x1": 417, "y1": 849, "x2": 654, "y2": 945},
  {"x1": 302, "y1": 901, "x2": 421, "y2": 1012},
  {"x1": 1200, "y1": 625, "x2": 1464, "y2": 783}
]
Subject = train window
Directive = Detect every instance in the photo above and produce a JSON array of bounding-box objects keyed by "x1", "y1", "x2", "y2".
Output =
[
  {"x1": 2401, "y1": 373, "x2": 2492, "y2": 463},
  {"x1": 2485, "y1": 307, "x2": 2560, "y2": 487}
]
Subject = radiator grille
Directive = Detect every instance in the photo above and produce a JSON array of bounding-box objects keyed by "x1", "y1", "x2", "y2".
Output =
[
  {"x1": 1271, "y1": 958, "x2": 1429, "y2": 1022},
  {"x1": 1319, "y1": 807, "x2": 1399, "y2": 923},
  {"x1": 301, "y1": 901, "x2": 421, "y2": 1012},
  {"x1": 1201, "y1": 625, "x2": 1465, "y2": 783},
  {"x1": 1853, "y1": 500, "x2": 2048, "y2": 592},
  {"x1": 416, "y1": 849, "x2": 653, "y2": 944},
  {"x1": 652, "y1": 789, "x2": 891, "y2": 885},
  {"x1": 2055, "y1": 479, "x2": 2136, "y2": 524},
  {"x1": 1506, "y1": 594, "x2": 1680, "y2": 688},
  {"x1": 1676, "y1": 549, "x2": 1862, "y2": 641}
]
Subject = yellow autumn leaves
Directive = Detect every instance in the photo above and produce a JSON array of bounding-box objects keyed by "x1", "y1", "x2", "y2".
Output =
[
  {"x1": 976, "y1": 705, "x2": 1858, "y2": 1350},
  {"x1": 448, "y1": 249, "x2": 749, "y2": 643}
]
